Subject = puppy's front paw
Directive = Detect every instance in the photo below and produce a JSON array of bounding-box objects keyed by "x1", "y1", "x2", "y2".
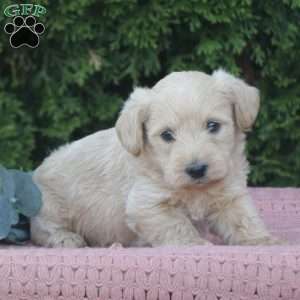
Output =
[
  {"x1": 46, "y1": 231, "x2": 87, "y2": 248},
  {"x1": 162, "y1": 238, "x2": 213, "y2": 246},
  {"x1": 240, "y1": 236, "x2": 288, "y2": 246},
  {"x1": 196, "y1": 240, "x2": 213, "y2": 246}
]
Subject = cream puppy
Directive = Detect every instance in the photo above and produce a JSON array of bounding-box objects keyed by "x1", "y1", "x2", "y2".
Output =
[{"x1": 31, "y1": 70, "x2": 281, "y2": 247}]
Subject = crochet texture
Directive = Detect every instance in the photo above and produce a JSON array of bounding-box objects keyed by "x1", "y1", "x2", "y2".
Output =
[{"x1": 0, "y1": 188, "x2": 299, "y2": 300}]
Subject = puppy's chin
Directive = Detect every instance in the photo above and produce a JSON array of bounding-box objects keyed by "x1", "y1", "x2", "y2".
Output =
[{"x1": 184, "y1": 177, "x2": 226, "y2": 191}]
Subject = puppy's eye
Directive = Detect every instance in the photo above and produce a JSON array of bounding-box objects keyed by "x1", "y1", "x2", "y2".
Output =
[
  {"x1": 160, "y1": 130, "x2": 175, "y2": 142},
  {"x1": 207, "y1": 121, "x2": 221, "y2": 133}
]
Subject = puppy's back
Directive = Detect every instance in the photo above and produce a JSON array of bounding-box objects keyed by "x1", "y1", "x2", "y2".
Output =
[{"x1": 34, "y1": 128, "x2": 132, "y2": 198}]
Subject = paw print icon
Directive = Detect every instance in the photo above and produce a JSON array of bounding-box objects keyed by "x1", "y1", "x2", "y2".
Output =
[{"x1": 4, "y1": 16, "x2": 45, "y2": 48}]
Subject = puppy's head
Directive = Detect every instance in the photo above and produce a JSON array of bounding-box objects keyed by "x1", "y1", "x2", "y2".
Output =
[{"x1": 116, "y1": 70, "x2": 259, "y2": 189}]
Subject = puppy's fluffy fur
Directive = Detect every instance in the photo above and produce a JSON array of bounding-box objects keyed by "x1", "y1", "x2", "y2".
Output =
[{"x1": 31, "y1": 70, "x2": 281, "y2": 247}]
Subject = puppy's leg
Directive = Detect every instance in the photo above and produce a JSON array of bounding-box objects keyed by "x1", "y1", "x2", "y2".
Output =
[
  {"x1": 31, "y1": 218, "x2": 87, "y2": 247},
  {"x1": 31, "y1": 185, "x2": 87, "y2": 248},
  {"x1": 126, "y1": 178, "x2": 211, "y2": 246},
  {"x1": 207, "y1": 192, "x2": 284, "y2": 245}
]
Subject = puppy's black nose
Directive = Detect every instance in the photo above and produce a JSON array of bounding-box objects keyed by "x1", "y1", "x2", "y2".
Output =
[{"x1": 185, "y1": 163, "x2": 208, "y2": 179}]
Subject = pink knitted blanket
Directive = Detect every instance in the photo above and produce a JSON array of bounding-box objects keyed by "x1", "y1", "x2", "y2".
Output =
[{"x1": 0, "y1": 188, "x2": 299, "y2": 300}]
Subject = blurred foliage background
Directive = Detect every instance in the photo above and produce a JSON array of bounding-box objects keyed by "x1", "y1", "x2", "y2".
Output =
[{"x1": 0, "y1": 0, "x2": 299, "y2": 186}]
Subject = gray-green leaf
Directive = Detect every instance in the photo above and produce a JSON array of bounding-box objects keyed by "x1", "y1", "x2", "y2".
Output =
[
  {"x1": 9, "y1": 204, "x2": 19, "y2": 225},
  {"x1": 6, "y1": 227, "x2": 29, "y2": 244},
  {"x1": 11, "y1": 170, "x2": 42, "y2": 217},
  {"x1": 0, "y1": 166, "x2": 15, "y2": 199},
  {"x1": 0, "y1": 195, "x2": 12, "y2": 239}
]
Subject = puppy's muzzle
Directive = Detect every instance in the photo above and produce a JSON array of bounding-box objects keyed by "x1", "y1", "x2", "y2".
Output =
[{"x1": 185, "y1": 162, "x2": 208, "y2": 180}]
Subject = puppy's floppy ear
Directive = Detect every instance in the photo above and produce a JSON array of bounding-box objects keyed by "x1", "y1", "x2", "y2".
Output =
[
  {"x1": 115, "y1": 87, "x2": 152, "y2": 156},
  {"x1": 212, "y1": 69, "x2": 260, "y2": 132}
]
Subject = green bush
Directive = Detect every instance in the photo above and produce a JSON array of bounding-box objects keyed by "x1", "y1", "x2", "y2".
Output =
[{"x1": 0, "y1": 0, "x2": 299, "y2": 186}]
